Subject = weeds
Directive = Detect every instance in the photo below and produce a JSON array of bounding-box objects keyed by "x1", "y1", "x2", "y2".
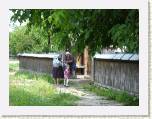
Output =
[
  {"x1": 9, "y1": 62, "x2": 79, "y2": 106},
  {"x1": 9, "y1": 63, "x2": 19, "y2": 72},
  {"x1": 11, "y1": 71, "x2": 53, "y2": 83},
  {"x1": 10, "y1": 83, "x2": 79, "y2": 106},
  {"x1": 82, "y1": 83, "x2": 139, "y2": 106}
]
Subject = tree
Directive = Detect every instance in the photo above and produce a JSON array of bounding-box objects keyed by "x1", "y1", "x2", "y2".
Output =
[
  {"x1": 10, "y1": 9, "x2": 139, "y2": 55},
  {"x1": 9, "y1": 25, "x2": 59, "y2": 55},
  {"x1": 109, "y1": 10, "x2": 139, "y2": 53},
  {"x1": 10, "y1": 9, "x2": 53, "y2": 52}
]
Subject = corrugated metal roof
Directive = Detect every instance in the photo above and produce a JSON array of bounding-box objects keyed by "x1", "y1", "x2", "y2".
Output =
[
  {"x1": 112, "y1": 53, "x2": 124, "y2": 60},
  {"x1": 94, "y1": 53, "x2": 116, "y2": 59},
  {"x1": 129, "y1": 54, "x2": 139, "y2": 61},
  {"x1": 94, "y1": 53, "x2": 139, "y2": 61},
  {"x1": 121, "y1": 54, "x2": 134, "y2": 60},
  {"x1": 17, "y1": 53, "x2": 59, "y2": 59}
]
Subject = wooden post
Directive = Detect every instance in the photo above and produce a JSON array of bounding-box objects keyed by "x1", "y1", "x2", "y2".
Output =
[
  {"x1": 91, "y1": 57, "x2": 95, "y2": 81},
  {"x1": 84, "y1": 46, "x2": 89, "y2": 76}
]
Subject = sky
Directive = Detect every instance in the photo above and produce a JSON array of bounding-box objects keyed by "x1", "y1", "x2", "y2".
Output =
[{"x1": 9, "y1": 10, "x2": 27, "y2": 32}]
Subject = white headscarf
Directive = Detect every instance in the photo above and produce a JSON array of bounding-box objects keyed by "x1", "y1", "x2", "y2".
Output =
[
  {"x1": 66, "y1": 52, "x2": 70, "y2": 55},
  {"x1": 53, "y1": 55, "x2": 61, "y2": 67}
]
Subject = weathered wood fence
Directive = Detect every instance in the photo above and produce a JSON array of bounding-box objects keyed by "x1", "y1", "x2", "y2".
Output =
[
  {"x1": 18, "y1": 53, "x2": 59, "y2": 75},
  {"x1": 18, "y1": 53, "x2": 139, "y2": 96},
  {"x1": 92, "y1": 53, "x2": 139, "y2": 96}
]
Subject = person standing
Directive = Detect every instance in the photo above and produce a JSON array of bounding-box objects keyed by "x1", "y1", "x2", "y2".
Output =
[
  {"x1": 57, "y1": 55, "x2": 64, "y2": 80},
  {"x1": 52, "y1": 55, "x2": 63, "y2": 85},
  {"x1": 64, "y1": 64, "x2": 70, "y2": 87},
  {"x1": 64, "y1": 51, "x2": 73, "y2": 78}
]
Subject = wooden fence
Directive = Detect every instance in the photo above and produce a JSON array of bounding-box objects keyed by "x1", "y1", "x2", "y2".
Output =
[
  {"x1": 17, "y1": 53, "x2": 86, "y2": 75},
  {"x1": 92, "y1": 53, "x2": 139, "y2": 96},
  {"x1": 18, "y1": 53, "x2": 139, "y2": 96},
  {"x1": 18, "y1": 53, "x2": 59, "y2": 75}
]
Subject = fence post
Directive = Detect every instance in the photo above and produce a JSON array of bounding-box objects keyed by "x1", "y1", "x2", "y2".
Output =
[{"x1": 91, "y1": 57, "x2": 95, "y2": 81}]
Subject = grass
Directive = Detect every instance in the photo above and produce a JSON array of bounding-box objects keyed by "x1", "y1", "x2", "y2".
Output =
[
  {"x1": 9, "y1": 63, "x2": 19, "y2": 72},
  {"x1": 9, "y1": 60, "x2": 139, "y2": 106},
  {"x1": 82, "y1": 83, "x2": 139, "y2": 106},
  {"x1": 9, "y1": 61, "x2": 80, "y2": 106},
  {"x1": 10, "y1": 70, "x2": 54, "y2": 84},
  {"x1": 10, "y1": 83, "x2": 79, "y2": 106}
]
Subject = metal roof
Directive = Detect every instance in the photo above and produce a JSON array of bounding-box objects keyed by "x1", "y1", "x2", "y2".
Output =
[
  {"x1": 112, "y1": 53, "x2": 124, "y2": 60},
  {"x1": 17, "y1": 53, "x2": 59, "y2": 59},
  {"x1": 121, "y1": 53, "x2": 133, "y2": 60},
  {"x1": 94, "y1": 54, "x2": 116, "y2": 59},
  {"x1": 94, "y1": 53, "x2": 139, "y2": 61},
  {"x1": 129, "y1": 54, "x2": 139, "y2": 61}
]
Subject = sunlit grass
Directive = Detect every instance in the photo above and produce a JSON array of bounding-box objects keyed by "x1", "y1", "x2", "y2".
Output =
[
  {"x1": 82, "y1": 83, "x2": 139, "y2": 106},
  {"x1": 9, "y1": 63, "x2": 19, "y2": 72},
  {"x1": 10, "y1": 70, "x2": 53, "y2": 83},
  {"x1": 9, "y1": 61, "x2": 79, "y2": 106},
  {"x1": 10, "y1": 81, "x2": 79, "y2": 106}
]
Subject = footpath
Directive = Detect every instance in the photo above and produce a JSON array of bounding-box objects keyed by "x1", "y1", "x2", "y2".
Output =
[{"x1": 56, "y1": 77, "x2": 123, "y2": 106}]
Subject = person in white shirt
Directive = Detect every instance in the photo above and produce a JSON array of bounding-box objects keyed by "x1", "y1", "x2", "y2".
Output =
[{"x1": 52, "y1": 56, "x2": 63, "y2": 85}]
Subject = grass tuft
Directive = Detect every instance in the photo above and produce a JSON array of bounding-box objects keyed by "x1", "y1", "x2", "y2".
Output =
[
  {"x1": 9, "y1": 63, "x2": 19, "y2": 72},
  {"x1": 9, "y1": 84, "x2": 79, "y2": 106},
  {"x1": 82, "y1": 83, "x2": 139, "y2": 106},
  {"x1": 10, "y1": 71, "x2": 54, "y2": 84},
  {"x1": 9, "y1": 62, "x2": 80, "y2": 106}
]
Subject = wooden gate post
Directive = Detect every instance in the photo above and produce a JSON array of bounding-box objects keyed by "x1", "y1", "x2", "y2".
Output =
[{"x1": 91, "y1": 57, "x2": 95, "y2": 81}]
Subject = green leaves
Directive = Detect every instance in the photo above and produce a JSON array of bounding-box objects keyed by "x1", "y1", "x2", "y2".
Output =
[
  {"x1": 10, "y1": 9, "x2": 139, "y2": 55},
  {"x1": 109, "y1": 10, "x2": 139, "y2": 53},
  {"x1": 9, "y1": 25, "x2": 57, "y2": 55}
]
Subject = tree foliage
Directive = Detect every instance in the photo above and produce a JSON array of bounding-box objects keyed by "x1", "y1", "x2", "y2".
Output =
[
  {"x1": 109, "y1": 10, "x2": 139, "y2": 53},
  {"x1": 10, "y1": 9, "x2": 139, "y2": 55},
  {"x1": 9, "y1": 25, "x2": 58, "y2": 55}
]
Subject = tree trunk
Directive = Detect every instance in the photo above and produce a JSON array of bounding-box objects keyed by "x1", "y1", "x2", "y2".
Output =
[
  {"x1": 46, "y1": 32, "x2": 51, "y2": 53},
  {"x1": 48, "y1": 32, "x2": 51, "y2": 46}
]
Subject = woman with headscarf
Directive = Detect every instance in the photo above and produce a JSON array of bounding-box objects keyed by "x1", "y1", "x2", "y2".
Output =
[
  {"x1": 52, "y1": 55, "x2": 64, "y2": 85},
  {"x1": 57, "y1": 54, "x2": 64, "y2": 80}
]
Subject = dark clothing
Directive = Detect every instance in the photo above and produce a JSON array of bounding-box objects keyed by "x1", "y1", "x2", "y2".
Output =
[
  {"x1": 52, "y1": 66, "x2": 64, "y2": 79},
  {"x1": 58, "y1": 66, "x2": 64, "y2": 78},
  {"x1": 52, "y1": 67, "x2": 58, "y2": 78},
  {"x1": 68, "y1": 62, "x2": 73, "y2": 76},
  {"x1": 72, "y1": 57, "x2": 76, "y2": 71},
  {"x1": 64, "y1": 54, "x2": 73, "y2": 75},
  {"x1": 65, "y1": 54, "x2": 73, "y2": 64},
  {"x1": 52, "y1": 56, "x2": 64, "y2": 79}
]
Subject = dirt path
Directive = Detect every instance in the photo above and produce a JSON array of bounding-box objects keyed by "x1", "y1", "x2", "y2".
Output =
[{"x1": 55, "y1": 78, "x2": 123, "y2": 106}]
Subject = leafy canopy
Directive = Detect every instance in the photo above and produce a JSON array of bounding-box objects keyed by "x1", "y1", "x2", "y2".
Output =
[
  {"x1": 9, "y1": 25, "x2": 59, "y2": 55},
  {"x1": 10, "y1": 9, "x2": 139, "y2": 55}
]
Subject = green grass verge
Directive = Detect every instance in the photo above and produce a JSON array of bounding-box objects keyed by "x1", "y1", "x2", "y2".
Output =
[
  {"x1": 10, "y1": 70, "x2": 54, "y2": 84},
  {"x1": 10, "y1": 83, "x2": 79, "y2": 106},
  {"x1": 9, "y1": 62, "x2": 80, "y2": 106},
  {"x1": 82, "y1": 83, "x2": 139, "y2": 106},
  {"x1": 9, "y1": 63, "x2": 19, "y2": 72}
]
